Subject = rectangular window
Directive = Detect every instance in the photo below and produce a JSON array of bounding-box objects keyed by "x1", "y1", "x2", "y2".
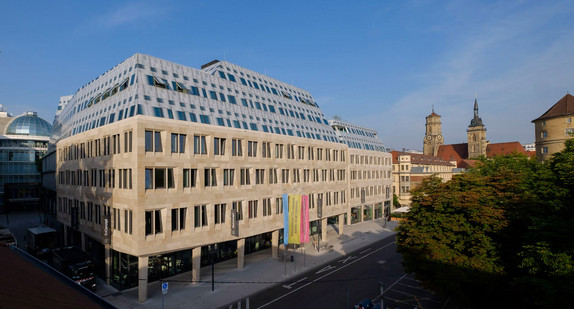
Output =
[
  {"x1": 204, "y1": 168, "x2": 217, "y2": 187},
  {"x1": 183, "y1": 168, "x2": 198, "y2": 188},
  {"x1": 145, "y1": 209, "x2": 162, "y2": 234},
  {"x1": 247, "y1": 141, "x2": 258, "y2": 157},
  {"x1": 232, "y1": 139, "x2": 243, "y2": 156},
  {"x1": 194, "y1": 135, "x2": 207, "y2": 154},
  {"x1": 269, "y1": 168, "x2": 278, "y2": 184},
  {"x1": 275, "y1": 144, "x2": 284, "y2": 158},
  {"x1": 223, "y1": 169, "x2": 234, "y2": 186},
  {"x1": 171, "y1": 133, "x2": 186, "y2": 153},
  {"x1": 287, "y1": 144, "x2": 294, "y2": 159},
  {"x1": 240, "y1": 168, "x2": 251, "y2": 185},
  {"x1": 171, "y1": 208, "x2": 186, "y2": 231},
  {"x1": 281, "y1": 169, "x2": 289, "y2": 183},
  {"x1": 248, "y1": 200, "x2": 258, "y2": 219},
  {"x1": 214, "y1": 137, "x2": 226, "y2": 155},
  {"x1": 194, "y1": 205, "x2": 208, "y2": 227},
  {"x1": 214, "y1": 203, "x2": 226, "y2": 224},
  {"x1": 255, "y1": 169, "x2": 265, "y2": 184},
  {"x1": 275, "y1": 198, "x2": 283, "y2": 214},
  {"x1": 233, "y1": 201, "x2": 243, "y2": 221},
  {"x1": 263, "y1": 198, "x2": 271, "y2": 216},
  {"x1": 262, "y1": 142, "x2": 271, "y2": 158}
]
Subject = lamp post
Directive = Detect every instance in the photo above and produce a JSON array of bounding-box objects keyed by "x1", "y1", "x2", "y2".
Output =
[{"x1": 209, "y1": 243, "x2": 218, "y2": 292}]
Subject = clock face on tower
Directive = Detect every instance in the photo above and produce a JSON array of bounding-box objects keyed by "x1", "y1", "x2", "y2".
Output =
[
  {"x1": 426, "y1": 135, "x2": 432, "y2": 141},
  {"x1": 438, "y1": 135, "x2": 442, "y2": 140}
]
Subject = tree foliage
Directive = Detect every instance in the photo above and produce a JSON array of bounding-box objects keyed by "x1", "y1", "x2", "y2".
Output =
[{"x1": 396, "y1": 140, "x2": 574, "y2": 308}]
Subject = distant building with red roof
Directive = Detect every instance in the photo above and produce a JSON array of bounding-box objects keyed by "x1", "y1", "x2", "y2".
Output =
[
  {"x1": 532, "y1": 93, "x2": 574, "y2": 161},
  {"x1": 391, "y1": 151, "x2": 462, "y2": 206}
]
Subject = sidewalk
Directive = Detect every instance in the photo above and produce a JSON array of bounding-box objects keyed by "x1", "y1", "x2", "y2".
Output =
[{"x1": 99, "y1": 219, "x2": 399, "y2": 309}]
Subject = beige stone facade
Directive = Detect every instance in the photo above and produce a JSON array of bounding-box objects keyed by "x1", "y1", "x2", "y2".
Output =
[
  {"x1": 532, "y1": 94, "x2": 574, "y2": 161},
  {"x1": 56, "y1": 115, "x2": 392, "y2": 300},
  {"x1": 391, "y1": 151, "x2": 458, "y2": 206}
]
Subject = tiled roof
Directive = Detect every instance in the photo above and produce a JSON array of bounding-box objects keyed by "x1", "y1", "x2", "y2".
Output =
[
  {"x1": 486, "y1": 141, "x2": 527, "y2": 156},
  {"x1": 437, "y1": 142, "x2": 528, "y2": 168},
  {"x1": 436, "y1": 143, "x2": 468, "y2": 166},
  {"x1": 391, "y1": 151, "x2": 453, "y2": 166},
  {"x1": 532, "y1": 94, "x2": 574, "y2": 122}
]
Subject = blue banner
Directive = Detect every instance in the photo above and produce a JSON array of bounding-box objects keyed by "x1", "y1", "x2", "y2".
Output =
[{"x1": 283, "y1": 193, "x2": 289, "y2": 246}]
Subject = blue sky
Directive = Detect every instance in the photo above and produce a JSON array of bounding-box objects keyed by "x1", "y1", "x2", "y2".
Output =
[{"x1": 1, "y1": 0, "x2": 573, "y2": 150}]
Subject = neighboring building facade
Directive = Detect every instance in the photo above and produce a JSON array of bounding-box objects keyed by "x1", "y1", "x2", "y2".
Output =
[
  {"x1": 0, "y1": 109, "x2": 51, "y2": 211},
  {"x1": 51, "y1": 54, "x2": 392, "y2": 302},
  {"x1": 422, "y1": 107, "x2": 443, "y2": 156},
  {"x1": 391, "y1": 151, "x2": 459, "y2": 206},
  {"x1": 532, "y1": 93, "x2": 574, "y2": 161},
  {"x1": 467, "y1": 99, "x2": 487, "y2": 159}
]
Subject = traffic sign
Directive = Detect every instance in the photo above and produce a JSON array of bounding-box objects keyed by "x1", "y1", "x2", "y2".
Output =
[{"x1": 162, "y1": 282, "x2": 168, "y2": 295}]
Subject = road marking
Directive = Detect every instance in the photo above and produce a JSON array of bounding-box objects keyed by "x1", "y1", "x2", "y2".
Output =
[
  {"x1": 377, "y1": 260, "x2": 386, "y2": 264},
  {"x1": 282, "y1": 277, "x2": 307, "y2": 289},
  {"x1": 315, "y1": 265, "x2": 337, "y2": 274},
  {"x1": 257, "y1": 241, "x2": 396, "y2": 309},
  {"x1": 360, "y1": 248, "x2": 372, "y2": 254},
  {"x1": 338, "y1": 255, "x2": 357, "y2": 264}
]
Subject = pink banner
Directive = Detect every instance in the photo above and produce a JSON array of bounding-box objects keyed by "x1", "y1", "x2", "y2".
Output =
[{"x1": 300, "y1": 195, "x2": 310, "y2": 243}]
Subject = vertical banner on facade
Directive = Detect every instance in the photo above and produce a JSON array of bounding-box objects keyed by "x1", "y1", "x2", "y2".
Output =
[
  {"x1": 283, "y1": 194, "x2": 289, "y2": 246},
  {"x1": 102, "y1": 213, "x2": 111, "y2": 245},
  {"x1": 288, "y1": 194, "x2": 301, "y2": 244},
  {"x1": 300, "y1": 195, "x2": 310, "y2": 243},
  {"x1": 230, "y1": 209, "x2": 238, "y2": 237}
]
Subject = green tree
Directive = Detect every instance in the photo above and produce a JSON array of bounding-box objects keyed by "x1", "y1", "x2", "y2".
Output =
[{"x1": 396, "y1": 143, "x2": 574, "y2": 308}]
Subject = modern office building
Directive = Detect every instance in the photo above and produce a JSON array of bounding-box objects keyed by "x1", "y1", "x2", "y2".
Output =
[
  {"x1": 532, "y1": 93, "x2": 574, "y2": 161},
  {"x1": 0, "y1": 108, "x2": 51, "y2": 211},
  {"x1": 51, "y1": 53, "x2": 392, "y2": 302}
]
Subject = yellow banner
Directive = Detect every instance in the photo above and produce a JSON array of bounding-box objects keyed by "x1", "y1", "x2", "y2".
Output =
[{"x1": 288, "y1": 194, "x2": 301, "y2": 244}]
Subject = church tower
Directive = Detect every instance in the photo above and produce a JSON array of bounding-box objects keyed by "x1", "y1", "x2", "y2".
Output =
[
  {"x1": 423, "y1": 106, "x2": 443, "y2": 156},
  {"x1": 467, "y1": 98, "x2": 487, "y2": 158}
]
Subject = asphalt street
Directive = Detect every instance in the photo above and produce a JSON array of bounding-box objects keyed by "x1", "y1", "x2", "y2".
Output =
[{"x1": 241, "y1": 236, "x2": 448, "y2": 309}]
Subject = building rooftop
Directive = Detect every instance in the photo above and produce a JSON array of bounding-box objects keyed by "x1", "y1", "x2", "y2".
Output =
[
  {"x1": 5, "y1": 112, "x2": 52, "y2": 137},
  {"x1": 0, "y1": 245, "x2": 114, "y2": 309},
  {"x1": 532, "y1": 93, "x2": 574, "y2": 122},
  {"x1": 391, "y1": 151, "x2": 453, "y2": 166}
]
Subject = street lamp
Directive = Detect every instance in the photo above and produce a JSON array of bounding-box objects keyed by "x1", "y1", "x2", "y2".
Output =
[{"x1": 209, "y1": 243, "x2": 218, "y2": 291}]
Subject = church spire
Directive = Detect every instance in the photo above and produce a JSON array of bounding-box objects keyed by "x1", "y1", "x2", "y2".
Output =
[{"x1": 469, "y1": 98, "x2": 484, "y2": 127}]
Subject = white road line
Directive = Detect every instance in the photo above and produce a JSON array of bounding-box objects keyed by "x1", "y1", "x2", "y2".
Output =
[
  {"x1": 371, "y1": 273, "x2": 408, "y2": 303},
  {"x1": 256, "y1": 241, "x2": 396, "y2": 309},
  {"x1": 282, "y1": 277, "x2": 308, "y2": 289},
  {"x1": 360, "y1": 248, "x2": 372, "y2": 254},
  {"x1": 338, "y1": 255, "x2": 356, "y2": 264}
]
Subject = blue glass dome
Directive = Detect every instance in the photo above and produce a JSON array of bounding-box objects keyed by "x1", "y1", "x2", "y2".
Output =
[{"x1": 6, "y1": 112, "x2": 52, "y2": 137}]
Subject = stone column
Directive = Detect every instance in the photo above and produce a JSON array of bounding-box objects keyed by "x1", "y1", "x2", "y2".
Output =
[
  {"x1": 192, "y1": 247, "x2": 201, "y2": 285},
  {"x1": 138, "y1": 256, "x2": 149, "y2": 303},
  {"x1": 237, "y1": 238, "x2": 245, "y2": 270},
  {"x1": 338, "y1": 214, "x2": 345, "y2": 235},
  {"x1": 272, "y1": 230, "x2": 279, "y2": 258},
  {"x1": 104, "y1": 245, "x2": 111, "y2": 285},
  {"x1": 63, "y1": 225, "x2": 68, "y2": 246},
  {"x1": 80, "y1": 231, "x2": 86, "y2": 251},
  {"x1": 321, "y1": 218, "x2": 328, "y2": 242}
]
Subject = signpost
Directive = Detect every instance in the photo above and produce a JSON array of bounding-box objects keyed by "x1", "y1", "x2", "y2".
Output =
[{"x1": 161, "y1": 282, "x2": 168, "y2": 309}]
